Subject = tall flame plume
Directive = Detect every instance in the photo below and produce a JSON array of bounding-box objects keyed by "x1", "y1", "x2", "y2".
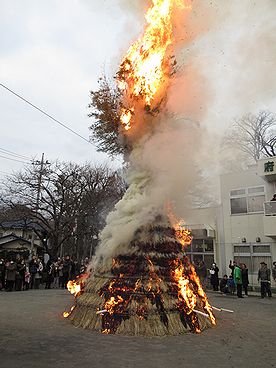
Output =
[{"x1": 117, "y1": 0, "x2": 191, "y2": 131}]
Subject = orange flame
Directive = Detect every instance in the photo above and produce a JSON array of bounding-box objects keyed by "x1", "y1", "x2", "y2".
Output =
[
  {"x1": 104, "y1": 295, "x2": 124, "y2": 315},
  {"x1": 174, "y1": 264, "x2": 197, "y2": 313},
  {"x1": 168, "y1": 205, "x2": 216, "y2": 328},
  {"x1": 63, "y1": 305, "x2": 75, "y2": 318},
  {"x1": 63, "y1": 273, "x2": 90, "y2": 319},
  {"x1": 117, "y1": 0, "x2": 191, "y2": 131},
  {"x1": 67, "y1": 280, "x2": 82, "y2": 297},
  {"x1": 166, "y1": 202, "x2": 193, "y2": 249}
]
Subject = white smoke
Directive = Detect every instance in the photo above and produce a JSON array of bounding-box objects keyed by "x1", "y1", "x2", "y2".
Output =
[{"x1": 94, "y1": 0, "x2": 276, "y2": 264}]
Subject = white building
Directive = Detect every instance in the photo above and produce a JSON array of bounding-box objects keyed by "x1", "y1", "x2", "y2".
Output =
[{"x1": 186, "y1": 156, "x2": 276, "y2": 287}]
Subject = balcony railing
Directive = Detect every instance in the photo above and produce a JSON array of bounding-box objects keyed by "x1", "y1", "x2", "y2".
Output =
[{"x1": 264, "y1": 201, "x2": 276, "y2": 216}]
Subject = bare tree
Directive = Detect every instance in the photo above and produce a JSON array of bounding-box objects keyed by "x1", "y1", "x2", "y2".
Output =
[
  {"x1": 225, "y1": 111, "x2": 276, "y2": 162},
  {"x1": 0, "y1": 162, "x2": 125, "y2": 258}
]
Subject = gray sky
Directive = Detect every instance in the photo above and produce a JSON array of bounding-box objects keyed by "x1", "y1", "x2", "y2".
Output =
[
  {"x1": 0, "y1": 0, "x2": 145, "y2": 176},
  {"x1": 1, "y1": 0, "x2": 276, "y2": 178}
]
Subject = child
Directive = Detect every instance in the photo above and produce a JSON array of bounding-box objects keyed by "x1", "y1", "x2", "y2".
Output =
[{"x1": 227, "y1": 275, "x2": 236, "y2": 294}]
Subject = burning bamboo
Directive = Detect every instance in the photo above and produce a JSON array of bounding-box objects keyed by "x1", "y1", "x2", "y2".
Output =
[{"x1": 212, "y1": 306, "x2": 234, "y2": 313}]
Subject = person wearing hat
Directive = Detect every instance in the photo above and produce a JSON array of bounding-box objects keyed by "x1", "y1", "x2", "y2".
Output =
[
  {"x1": 257, "y1": 262, "x2": 272, "y2": 298},
  {"x1": 272, "y1": 261, "x2": 276, "y2": 282}
]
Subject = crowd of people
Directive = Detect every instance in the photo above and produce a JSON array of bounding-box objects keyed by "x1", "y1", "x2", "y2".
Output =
[
  {"x1": 0, "y1": 255, "x2": 90, "y2": 292},
  {"x1": 208, "y1": 260, "x2": 276, "y2": 299},
  {"x1": 1, "y1": 254, "x2": 276, "y2": 298}
]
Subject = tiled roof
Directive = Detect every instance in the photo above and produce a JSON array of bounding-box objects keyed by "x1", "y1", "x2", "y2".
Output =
[{"x1": 0, "y1": 219, "x2": 44, "y2": 231}]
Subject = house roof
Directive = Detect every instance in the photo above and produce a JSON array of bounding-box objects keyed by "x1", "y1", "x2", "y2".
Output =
[
  {"x1": 0, "y1": 233, "x2": 32, "y2": 245},
  {"x1": 0, "y1": 219, "x2": 44, "y2": 232},
  {"x1": 0, "y1": 233, "x2": 42, "y2": 250}
]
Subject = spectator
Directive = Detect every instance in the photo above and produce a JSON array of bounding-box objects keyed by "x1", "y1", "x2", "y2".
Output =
[
  {"x1": 52, "y1": 260, "x2": 59, "y2": 288},
  {"x1": 0, "y1": 258, "x2": 6, "y2": 290},
  {"x1": 5, "y1": 260, "x2": 17, "y2": 292},
  {"x1": 24, "y1": 264, "x2": 30, "y2": 290},
  {"x1": 270, "y1": 194, "x2": 276, "y2": 201},
  {"x1": 58, "y1": 259, "x2": 64, "y2": 288},
  {"x1": 229, "y1": 260, "x2": 237, "y2": 277},
  {"x1": 209, "y1": 262, "x2": 219, "y2": 291},
  {"x1": 258, "y1": 262, "x2": 272, "y2": 298},
  {"x1": 62, "y1": 255, "x2": 72, "y2": 288},
  {"x1": 29, "y1": 256, "x2": 38, "y2": 289},
  {"x1": 227, "y1": 275, "x2": 235, "y2": 294},
  {"x1": 34, "y1": 258, "x2": 43, "y2": 289},
  {"x1": 45, "y1": 259, "x2": 54, "y2": 289},
  {"x1": 272, "y1": 261, "x2": 276, "y2": 282},
  {"x1": 234, "y1": 263, "x2": 243, "y2": 298},
  {"x1": 241, "y1": 263, "x2": 249, "y2": 297},
  {"x1": 196, "y1": 260, "x2": 208, "y2": 287},
  {"x1": 80, "y1": 259, "x2": 87, "y2": 275},
  {"x1": 70, "y1": 258, "x2": 76, "y2": 280},
  {"x1": 219, "y1": 275, "x2": 230, "y2": 294},
  {"x1": 15, "y1": 258, "x2": 26, "y2": 291}
]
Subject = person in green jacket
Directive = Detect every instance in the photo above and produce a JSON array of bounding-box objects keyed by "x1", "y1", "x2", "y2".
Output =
[{"x1": 234, "y1": 264, "x2": 243, "y2": 298}]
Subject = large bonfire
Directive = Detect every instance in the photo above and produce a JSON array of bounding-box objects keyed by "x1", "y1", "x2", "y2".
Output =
[{"x1": 65, "y1": 0, "x2": 217, "y2": 335}]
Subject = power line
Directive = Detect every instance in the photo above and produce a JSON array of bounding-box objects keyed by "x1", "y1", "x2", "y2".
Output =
[
  {"x1": 0, "y1": 83, "x2": 94, "y2": 146},
  {"x1": 0, "y1": 154, "x2": 31, "y2": 164},
  {"x1": 0, "y1": 147, "x2": 31, "y2": 161}
]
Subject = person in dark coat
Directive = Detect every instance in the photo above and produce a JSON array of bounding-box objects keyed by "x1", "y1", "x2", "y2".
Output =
[
  {"x1": 272, "y1": 261, "x2": 276, "y2": 282},
  {"x1": 0, "y1": 259, "x2": 6, "y2": 290},
  {"x1": 210, "y1": 262, "x2": 219, "y2": 291},
  {"x1": 45, "y1": 260, "x2": 54, "y2": 289},
  {"x1": 258, "y1": 262, "x2": 272, "y2": 298},
  {"x1": 5, "y1": 260, "x2": 17, "y2": 291},
  {"x1": 219, "y1": 275, "x2": 230, "y2": 294},
  {"x1": 196, "y1": 260, "x2": 208, "y2": 287},
  {"x1": 62, "y1": 255, "x2": 72, "y2": 288},
  {"x1": 29, "y1": 256, "x2": 38, "y2": 289},
  {"x1": 15, "y1": 258, "x2": 26, "y2": 291},
  {"x1": 241, "y1": 263, "x2": 249, "y2": 297},
  {"x1": 227, "y1": 275, "x2": 235, "y2": 294}
]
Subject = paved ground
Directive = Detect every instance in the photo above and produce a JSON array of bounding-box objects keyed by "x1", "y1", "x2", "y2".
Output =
[{"x1": 0, "y1": 289, "x2": 275, "y2": 368}]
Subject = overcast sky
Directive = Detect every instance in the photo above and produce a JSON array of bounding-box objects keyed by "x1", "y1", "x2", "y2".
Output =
[
  {"x1": 1, "y1": 0, "x2": 276, "y2": 178},
  {"x1": 0, "y1": 0, "x2": 146, "y2": 176}
]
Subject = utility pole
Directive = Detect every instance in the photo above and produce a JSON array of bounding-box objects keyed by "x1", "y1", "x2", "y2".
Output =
[
  {"x1": 36, "y1": 152, "x2": 45, "y2": 208},
  {"x1": 30, "y1": 153, "x2": 50, "y2": 256}
]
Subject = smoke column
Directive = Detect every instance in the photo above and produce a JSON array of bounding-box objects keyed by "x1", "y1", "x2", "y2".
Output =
[{"x1": 94, "y1": 0, "x2": 276, "y2": 264}]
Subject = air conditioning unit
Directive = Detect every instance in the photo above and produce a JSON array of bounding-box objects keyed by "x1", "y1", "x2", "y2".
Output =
[{"x1": 207, "y1": 229, "x2": 215, "y2": 238}]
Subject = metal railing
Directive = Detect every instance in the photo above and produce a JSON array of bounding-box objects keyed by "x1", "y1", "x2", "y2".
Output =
[{"x1": 263, "y1": 201, "x2": 276, "y2": 216}]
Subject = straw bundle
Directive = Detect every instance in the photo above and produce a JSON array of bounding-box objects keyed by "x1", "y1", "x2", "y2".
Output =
[{"x1": 70, "y1": 224, "x2": 213, "y2": 335}]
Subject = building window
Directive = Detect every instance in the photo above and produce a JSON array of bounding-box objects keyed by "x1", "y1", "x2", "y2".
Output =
[
  {"x1": 230, "y1": 197, "x2": 247, "y2": 214},
  {"x1": 233, "y1": 243, "x2": 271, "y2": 274},
  {"x1": 186, "y1": 238, "x2": 215, "y2": 269},
  {"x1": 230, "y1": 186, "x2": 265, "y2": 215}
]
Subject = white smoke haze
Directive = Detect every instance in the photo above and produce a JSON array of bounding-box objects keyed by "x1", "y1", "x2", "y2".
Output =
[
  {"x1": 180, "y1": 0, "x2": 276, "y2": 132},
  {"x1": 94, "y1": 0, "x2": 276, "y2": 265}
]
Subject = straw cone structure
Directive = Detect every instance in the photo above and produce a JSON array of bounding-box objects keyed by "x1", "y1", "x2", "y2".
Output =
[{"x1": 69, "y1": 221, "x2": 214, "y2": 336}]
